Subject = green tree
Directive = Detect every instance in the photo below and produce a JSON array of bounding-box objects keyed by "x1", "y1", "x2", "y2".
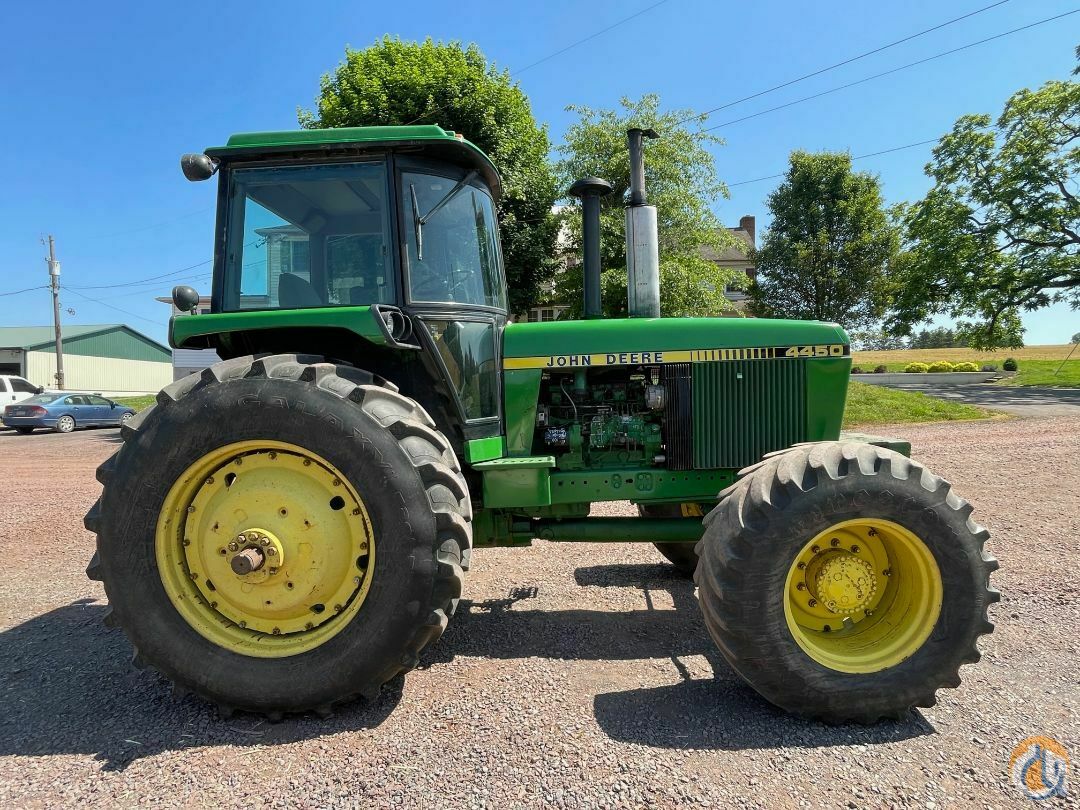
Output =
[
  {"x1": 299, "y1": 37, "x2": 559, "y2": 314},
  {"x1": 1072, "y1": 331, "x2": 1080, "y2": 344},
  {"x1": 749, "y1": 151, "x2": 898, "y2": 329},
  {"x1": 554, "y1": 95, "x2": 743, "y2": 318},
  {"x1": 890, "y1": 74, "x2": 1079, "y2": 349}
]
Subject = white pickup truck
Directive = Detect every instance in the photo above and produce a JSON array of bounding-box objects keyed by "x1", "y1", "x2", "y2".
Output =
[{"x1": 0, "y1": 375, "x2": 44, "y2": 418}]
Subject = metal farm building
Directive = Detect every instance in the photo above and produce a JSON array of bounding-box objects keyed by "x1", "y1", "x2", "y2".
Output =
[{"x1": 0, "y1": 324, "x2": 172, "y2": 396}]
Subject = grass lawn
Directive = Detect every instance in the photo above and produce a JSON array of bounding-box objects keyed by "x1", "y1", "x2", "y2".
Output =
[
  {"x1": 852, "y1": 344, "x2": 1080, "y2": 388},
  {"x1": 114, "y1": 395, "x2": 156, "y2": 411},
  {"x1": 842, "y1": 380, "x2": 995, "y2": 428}
]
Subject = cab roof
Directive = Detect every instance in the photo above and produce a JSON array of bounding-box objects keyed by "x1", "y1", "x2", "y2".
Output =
[{"x1": 205, "y1": 125, "x2": 503, "y2": 200}]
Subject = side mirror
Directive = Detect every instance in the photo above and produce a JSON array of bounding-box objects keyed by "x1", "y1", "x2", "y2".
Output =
[
  {"x1": 180, "y1": 153, "x2": 218, "y2": 182},
  {"x1": 172, "y1": 285, "x2": 201, "y2": 314},
  {"x1": 34, "y1": 386, "x2": 44, "y2": 394}
]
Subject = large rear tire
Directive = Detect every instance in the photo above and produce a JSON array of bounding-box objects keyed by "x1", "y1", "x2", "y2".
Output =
[
  {"x1": 695, "y1": 441, "x2": 998, "y2": 723},
  {"x1": 85, "y1": 354, "x2": 471, "y2": 717}
]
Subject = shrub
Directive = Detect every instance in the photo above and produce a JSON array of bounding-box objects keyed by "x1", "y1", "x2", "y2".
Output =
[
  {"x1": 1003, "y1": 357, "x2": 1018, "y2": 371},
  {"x1": 953, "y1": 361, "x2": 979, "y2": 372},
  {"x1": 873, "y1": 365, "x2": 888, "y2": 373},
  {"x1": 926, "y1": 361, "x2": 955, "y2": 373},
  {"x1": 851, "y1": 366, "x2": 864, "y2": 374},
  {"x1": 981, "y1": 364, "x2": 998, "y2": 372},
  {"x1": 904, "y1": 362, "x2": 930, "y2": 373}
]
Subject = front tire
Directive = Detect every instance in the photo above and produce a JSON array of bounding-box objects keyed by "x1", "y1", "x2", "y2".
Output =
[
  {"x1": 695, "y1": 441, "x2": 998, "y2": 723},
  {"x1": 85, "y1": 354, "x2": 471, "y2": 717}
]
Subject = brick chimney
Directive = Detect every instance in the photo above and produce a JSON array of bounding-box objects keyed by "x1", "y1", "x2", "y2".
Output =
[{"x1": 739, "y1": 215, "x2": 756, "y2": 247}]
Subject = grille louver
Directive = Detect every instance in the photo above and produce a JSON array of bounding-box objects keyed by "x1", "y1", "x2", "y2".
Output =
[{"x1": 692, "y1": 359, "x2": 807, "y2": 469}]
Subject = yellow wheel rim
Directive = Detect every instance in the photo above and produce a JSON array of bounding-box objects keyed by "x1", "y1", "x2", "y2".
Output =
[
  {"x1": 783, "y1": 518, "x2": 942, "y2": 673},
  {"x1": 156, "y1": 441, "x2": 375, "y2": 658}
]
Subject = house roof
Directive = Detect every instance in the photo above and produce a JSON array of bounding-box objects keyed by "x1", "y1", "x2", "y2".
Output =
[{"x1": 0, "y1": 323, "x2": 170, "y2": 353}]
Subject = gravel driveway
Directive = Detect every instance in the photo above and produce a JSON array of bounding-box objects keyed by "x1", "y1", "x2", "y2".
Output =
[{"x1": 0, "y1": 419, "x2": 1077, "y2": 808}]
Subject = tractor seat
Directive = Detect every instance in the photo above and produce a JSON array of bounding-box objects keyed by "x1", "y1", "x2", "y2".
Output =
[{"x1": 278, "y1": 273, "x2": 323, "y2": 308}]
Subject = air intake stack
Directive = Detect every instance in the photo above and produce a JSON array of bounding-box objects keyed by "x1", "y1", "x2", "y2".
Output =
[
  {"x1": 625, "y1": 128, "x2": 660, "y2": 318},
  {"x1": 569, "y1": 176, "x2": 614, "y2": 319}
]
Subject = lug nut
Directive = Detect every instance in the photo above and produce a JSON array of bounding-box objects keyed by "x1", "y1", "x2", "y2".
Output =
[
  {"x1": 305, "y1": 622, "x2": 314, "y2": 630},
  {"x1": 245, "y1": 531, "x2": 258, "y2": 543},
  {"x1": 333, "y1": 604, "x2": 343, "y2": 613},
  {"x1": 205, "y1": 476, "x2": 215, "y2": 485},
  {"x1": 261, "y1": 537, "x2": 270, "y2": 547},
  {"x1": 797, "y1": 561, "x2": 806, "y2": 570},
  {"x1": 187, "y1": 506, "x2": 196, "y2": 513},
  {"x1": 267, "y1": 547, "x2": 277, "y2": 556},
  {"x1": 332, "y1": 478, "x2": 341, "y2": 487},
  {"x1": 796, "y1": 582, "x2": 806, "y2": 591},
  {"x1": 182, "y1": 538, "x2": 191, "y2": 547},
  {"x1": 830, "y1": 538, "x2": 839, "y2": 547},
  {"x1": 228, "y1": 542, "x2": 238, "y2": 552},
  {"x1": 883, "y1": 568, "x2": 892, "y2": 577},
  {"x1": 352, "y1": 508, "x2": 361, "y2": 516},
  {"x1": 850, "y1": 545, "x2": 860, "y2": 553},
  {"x1": 272, "y1": 627, "x2": 281, "y2": 635},
  {"x1": 268, "y1": 451, "x2": 277, "y2": 460},
  {"x1": 238, "y1": 621, "x2": 247, "y2": 628},
  {"x1": 811, "y1": 545, "x2": 820, "y2": 554},
  {"x1": 808, "y1": 598, "x2": 817, "y2": 607}
]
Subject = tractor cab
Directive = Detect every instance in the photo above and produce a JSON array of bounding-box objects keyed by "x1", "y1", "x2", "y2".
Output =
[{"x1": 175, "y1": 126, "x2": 508, "y2": 447}]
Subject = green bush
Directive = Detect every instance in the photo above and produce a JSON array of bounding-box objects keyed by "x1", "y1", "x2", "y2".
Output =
[
  {"x1": 953, "y1": 361, "x2": 980, "y2": 372},
  {"x1": 873, "y1": 365, "x2": 888, "y2": 373},
  {"x1": 981, "y1": 364, "x2": 998, "y2": 372},
  {"x1": 851, "y1": 366, "x2": 864, "y2": 374},
  {"x1": 1003, "y1": 357, "x2": 1018, "y2": 371},
  {"x1": 926, "y1": 361, "x2": 955, "y2": 373},
  {"x1": 904, "y1": 362, "x2": 930, "y2": 373}
]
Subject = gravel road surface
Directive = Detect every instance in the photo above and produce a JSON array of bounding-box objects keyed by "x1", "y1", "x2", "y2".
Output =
[{"x1": 0, "y1": 418, "x2": 1077, "y2": 808}]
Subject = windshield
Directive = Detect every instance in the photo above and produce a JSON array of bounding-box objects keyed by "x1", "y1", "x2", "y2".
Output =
[
  {"x1": 221, "y1": 162, "x2": 393, "y2": 311},
  {"x1": 403, "y1": 171, "x2": 506, "y2": 309}
]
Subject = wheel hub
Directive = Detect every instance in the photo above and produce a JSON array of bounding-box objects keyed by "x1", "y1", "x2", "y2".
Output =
[
  {"x1": 811, "y1": 553, "x2": 877, "y2": 614},
  {"x1": 156, "y1": 441, "x2": 376, "y2": 656}
]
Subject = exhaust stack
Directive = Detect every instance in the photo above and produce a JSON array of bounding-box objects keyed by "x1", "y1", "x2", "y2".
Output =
[
  {"x1": 625, "y1": 128, "x2": 660, "y2": 318},
  {"x1": 568, "y1": 176, "x2": 614, "y2": 319}
]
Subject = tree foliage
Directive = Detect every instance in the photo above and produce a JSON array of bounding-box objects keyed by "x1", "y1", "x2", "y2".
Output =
[
  {"x1": 889, "y1": 75, "x2": 1079, "y2": 349},
  {"x1": 299, "y1": 36, "x2": 559, "y2": 314},
  {"x1": 553, "y1": 95, "x2": 743, "y2": 318},
  {"x1": 749, "y1": 151, "x2": 898, "y2": 329}
]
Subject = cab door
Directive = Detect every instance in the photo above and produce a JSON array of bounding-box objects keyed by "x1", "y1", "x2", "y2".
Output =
[{"x1": 398, "y1": 161, "x2": 507, "y2": 448}]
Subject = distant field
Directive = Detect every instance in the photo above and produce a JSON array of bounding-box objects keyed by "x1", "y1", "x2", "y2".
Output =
[
  {"x1": 852, "y1": 344, "x2": 1079, "y2": 388},
  {"x1": 114, "y1": 395, "x2": 155, "y2": 411}
]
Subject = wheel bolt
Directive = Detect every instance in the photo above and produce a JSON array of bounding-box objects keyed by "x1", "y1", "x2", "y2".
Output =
[
  {"x1": 332, "y1": 478, "x2": 341, "y2": 487},
  {"x1": 269, "y1": 567, "x2": 278, "y2": 575},
  {"x1": 182, "y1": 538, "x2": 191, "y2": 547},
  {"x1": 796, "y1": 582, "x2": 806, "y2": 591},
  {"x1": 883, "y1": 568, "x2": 892, "y2": 577},
  {"x1": 305, "y1": 622, "x2": 314, "y2": 630},
  {"x1": 797, "y1": 561, "x2": 806, "y2": 570},
  {"x1": 272, "y1": 627, "x2": 281, "y2": 635},
  {"x1": 808, "y1": 598, "x2": 817, "y2": 607},
  {"x1": 238, "y1": 621, "x2": 246, "y2": 628},
  {"x1": 811, "y1": 545, "x2": 820, "y2": 553},
  {"x1": 228, "y1": 542, "x2": 238, "y2": 552},
  {"x1": 267, "y1": 547, "x2": 277, "y2": 556},
  {"x1": 830, "y1": 538, "x2": 839, "y2": 547},
  {"x1": 205, "y1": 476, "x2": 214, "y2": 485},
  {"x1": 865, "y1": 609, "x2": 874, "y2": 617},
  {"x1": 261, "y1": 537, "x2": 270, "y2": 547},
  {"x1": 333, "y1": 604, "x2": 343, "y2": 613},
  {"x1": 303, "y1": 459, "x2": 311, "y2": 466},
  {"x1": 245, "y1": 531, "x2": 258, "y2": 543},
  {"x1": 187, "y1": 506, "x2": 196, "y2": 514},
  {"x1": 850, "y1": 545, "x2": 860, "y2": 553},
  {"x1": 352, "y1": 508, "x2": 361, "y2": 516},
  {"x1": 268, "y1": 451, "x2": 277, "y2": 460}
]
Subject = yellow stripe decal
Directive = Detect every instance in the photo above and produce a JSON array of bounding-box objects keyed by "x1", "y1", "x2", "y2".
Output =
[{"x1": 503, "y1": 344, "x2": 847, "y2": 370}]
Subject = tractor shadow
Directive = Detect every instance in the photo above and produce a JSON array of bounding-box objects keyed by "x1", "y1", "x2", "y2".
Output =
[
  {"x1": 429, "y1": 562, "x2": 935, "y2": 752},
  {"x1": 0, "y1": 599, "x2": 401, "y2": 770}
]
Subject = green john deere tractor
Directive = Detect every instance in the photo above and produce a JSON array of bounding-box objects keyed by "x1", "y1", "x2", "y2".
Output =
[{"x1": 85, "y1": 125, "x2": 997, "y2": 722}]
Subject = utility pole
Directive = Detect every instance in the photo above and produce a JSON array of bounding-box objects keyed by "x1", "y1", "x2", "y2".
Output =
[{"x1": 46, "y1": 235, "x2": 65, "y2": 390}]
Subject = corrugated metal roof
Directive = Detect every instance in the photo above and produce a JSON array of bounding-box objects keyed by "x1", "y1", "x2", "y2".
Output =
[{"x1": 0, "y1": 324, "x2": 170, "y2": 354}]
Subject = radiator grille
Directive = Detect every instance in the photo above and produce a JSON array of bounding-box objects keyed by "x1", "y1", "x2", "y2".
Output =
[
  {"x1": 662, "y1": 363, "x2": 694, "y2": 470},
  {"x1": 692, "y1": 359, "x2": 807, "y2": 469}
]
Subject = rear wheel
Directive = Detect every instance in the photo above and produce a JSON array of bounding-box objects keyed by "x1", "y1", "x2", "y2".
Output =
[
  {"x1": 695, "y1": 441, "x2": 998, "y2": 723},
  {"x1": 85, "y1": 354, "x2": 471, "y2": 717},
  {"x1": 55, "y1": 415, "x2": 75, "y2": 433}
]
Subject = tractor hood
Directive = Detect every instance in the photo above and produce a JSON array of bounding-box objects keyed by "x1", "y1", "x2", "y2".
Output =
[{"x1": 502, "y1": 317, "x2": 849, "y2": 370}]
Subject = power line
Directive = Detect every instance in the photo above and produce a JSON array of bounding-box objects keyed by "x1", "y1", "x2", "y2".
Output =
[
  {"x1": 67, "y1": 241, "x2": 258, "y2": 291},
  {"x1": 404, "y1": 0, "x2": 669, "y2": 126},
  {"x1": 0, "y1": 284, "x2": 48, "y2": 298},
  {"x1": 676, "y1": 0, "x2": 1015, "y2": 127},
  {"x1": 727, "y1": 138, "x2": 941, "y2": 188},
  {"x1": 702, "y1": 9, "x2": 1079, "y2": 133},
  {"x1": 64, "y1": 287, "x2": 164, "y2": 327},
  {"x1": 84, "y1": 205, "x2": 215, "y2": 241}
]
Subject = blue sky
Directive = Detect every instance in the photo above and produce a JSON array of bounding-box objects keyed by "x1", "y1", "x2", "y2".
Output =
[{"x1": 1, "y1": 0, "x2": 1076, "y2": 345}]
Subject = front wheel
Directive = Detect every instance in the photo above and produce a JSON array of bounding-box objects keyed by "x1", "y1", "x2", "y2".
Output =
[
  {"x1": 85, "y1": 354, "x2": 471, "y2": 717},
  {"x1": 695, "y1": 442, "x2": 998, "y2": 723}
]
